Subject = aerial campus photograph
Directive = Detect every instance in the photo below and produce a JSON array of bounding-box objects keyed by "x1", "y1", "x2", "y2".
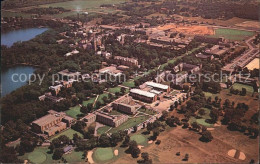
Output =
[{"x1": 0, "y1": 0, "x2": 259, "y2": 163}]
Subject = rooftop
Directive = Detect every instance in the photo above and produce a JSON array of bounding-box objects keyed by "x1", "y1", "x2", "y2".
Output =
[
  {"x1": 130, "y1": 89, "x2": 156, "y2": 98},
  {"x1": 32, "y1": 112, "x2": 65, "y2": 126},
  {"x1": 146, "y1": 81, "x2": 169, "y2": 90}
]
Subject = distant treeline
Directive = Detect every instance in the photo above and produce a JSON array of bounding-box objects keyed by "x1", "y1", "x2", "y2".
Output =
[
  {"x1": 24, "y1": 7, "x2": 70, "y2": 15},
  {"x1": 2, "y1": 0, "x2": 72, "y2": 9}
]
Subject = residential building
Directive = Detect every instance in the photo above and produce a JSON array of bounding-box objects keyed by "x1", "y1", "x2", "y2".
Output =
[
  {"x1": 114, "y1": 56, "x2": 139, "y2": 67},
  {"x1": 112, "y1": 95, "x2": 141, "y2": 114},
  {"x1": 82, "y1": 113, "x2": 96, "y2": 124},
  {"x1": 94, "y1": 111, "x2": 128, "y2": 127}
]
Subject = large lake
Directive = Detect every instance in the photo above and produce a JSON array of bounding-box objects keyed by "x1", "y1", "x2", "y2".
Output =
[
  {"x1": 1, "y1": 66, "x2": 36, "y2": 97},
  {"x1": 1, "y1": 28, "x2": 48, "y2": 96},
  {"x1": 1, "y1": 27, "x2": 48, "y2": 47}
]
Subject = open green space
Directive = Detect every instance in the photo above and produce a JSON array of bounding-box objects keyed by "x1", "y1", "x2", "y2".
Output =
[
  {"x1": 138, "y1": 108, "x2": 156, "y2": 115},
  {"x1": 19, "y1": 147, "x2": 54, "y2": 164},
  {"x1": 97, "y1": 93, "x2": 109, "y2": 104},
  {"x1": 196, "y1": 119, "x2": 213, "y2": 127},
  {"x1": 109, "y1": 115, "x2": 150, "y2": 133},
  {"x1": 83, "y1": 97, "x2": 95, "y2": 106},
  {"x1": 209, "y1": 28, "x2": 255, "y2": 41},
  {"x1": 108, "y1": 86, "x2": 121, "y2": 93},
  {"x1": 50, "y1": 129, "x2": 83, "y2": 141},
  {"x1": 93, "y1": 148, "x2": 114, "y2": 162},
  {"x1": 1, "y1": 10, "x2": 31, "y2": 18},
  {"x1": 97, "y1": 125, "x2": 111, "y2": 135},
  {"x1": 40, "y1": 0, "x2": 126, "y2": 11},
  {"x1": 190, "y1": 108, "x2": 213, "y2": 127},
  {"x1": 65, "y1": 105, "x2": 82, "y2": 119},
  {"x1": 28, "y1": 151, "x2": 47, "y2": 164},
  {"x1": 130, "y1": 134, "x2": 147, "y2": 145},
  {"x1": 63, "y1": 151, "x2": 85, "y2": 163},
  {"x1": 122, "y1": 80, "x2": 135, "y2": 88},
  {"x1": 232, "y1": 83, "x2": 254, "y2": 94}
]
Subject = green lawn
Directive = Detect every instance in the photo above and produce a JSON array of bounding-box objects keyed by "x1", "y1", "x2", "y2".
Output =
[
  {"x1": 232, "y1": 83, "x2": 254, "y2": 94},
  {"x1": 83, "y1": 97, "x2": 95, "y2": 106},
  {"x1": 1, "y1": 10, "x2": 31, "y2": 18},
  {"x1": 50, "y1": 129, "x2": 83, "y2": 141},
  {"x1": 138, "y1": 108, "x2": 156, "y2": 115},
  {"x1": 203, "y1": 92, "x2": 220, "y2": 98},
  {"x1": 97, "y1": 125, "x2": 111, "y2": 135},
  {"x1": 63, "y1": 151, "x2": 85, "y2": 163},
  {"x1": 122, "y1": 80, "x2": 135, "y2": 88},
  {"x1": 130, "y1": 134, "x2": 147, "y2": 145},
  {"x1": 97, "y1": 93, "x2": 109, "y2": 105},
  {"x1": 65, "y1": 105, "x2": 82, "y2": 119},
  {"x1": 109, "y1": 116, "x2": 150, "y2": 133},
  {"x1": 19, "y1": 147, "x2": 54, "y2": 164},
  {"x1": 190, "y1": 108, "x2": 213, "y2": 127},
  {"x1": 93, "y1": 148, "x2": 114, "y2": 162},
  {"x1": 40, "y1": 0, "x2": 126, "y2": 10},
  {"x1": 209, "y1": 28, "x2": 255, "y2": 41},
  {"x1": 108, "y1": 87, "x2": 121, "y2": 94}
]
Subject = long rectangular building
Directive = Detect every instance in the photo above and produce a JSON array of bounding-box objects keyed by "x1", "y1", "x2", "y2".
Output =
[
  {"x1": 145, "y1": 82, "x2": 170, "y2": 93},
  {"x1": 95, "y1": 111, "x2": 128, "y2": 127},
  {"x1": 130, "y1": 89, "x2": 157, "y2": 103}
]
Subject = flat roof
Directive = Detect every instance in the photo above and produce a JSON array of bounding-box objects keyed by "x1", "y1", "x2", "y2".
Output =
[
  {"x1": 130, "y1": 89, "x2": 156, "y2": 98},
  {"x1": 146, "y1": 82, "x2": 169, "y2": 90},
  {"x1": 32, "y1": 113, "x2": 64, "y2": 127}
]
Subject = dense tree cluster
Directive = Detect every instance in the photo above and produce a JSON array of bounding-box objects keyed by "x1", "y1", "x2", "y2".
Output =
[{"x1": 24, "y1": 7, "x2": 70, "y2": 15}]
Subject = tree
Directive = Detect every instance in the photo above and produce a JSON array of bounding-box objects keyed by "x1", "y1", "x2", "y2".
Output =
[
  {"x1": 138, "y1": 152, "x2": 153, "y2": 164},
  {"x1": 241, "y1": 88, "x2": 247, "y2": 96},
  {"x1": 160, "y1": 111, "x2": 168, "y2": 121},
  {"x1": 183, "y1": 153, "x2": 189, "y2": 161},
  {"x1": 120, "y1": 87, "x2": 126, "y2": 94},
  {"x1": 128, "y1": 141, "x2": 140, "y2": 158},
  {"x1": 122, "y1": 135, "x2": 130, "y2": 147},
  {"x1": 98, "y1": 134, "x2": 111, "y2": 147},
  {"x1": 152, "y1": 128, "x2": 160, "y2": 140},
  {"x1": 198, "y1": 109, "x2": 205, "y2": 116},
  {"x1": 200, "y1": 131, "x2": 213, "y2": 142},
  {"x1": 110, "y1": 132, "x2": 123, "y2": 146},
  {"x1": 96, "y1": 101, "x2": 102, "y2": 109},
  {"x1": 52, "y1": 148, "x2": 64, "y2": 160},
  {"x1": 80, "y1": 106, "x2": 88, "y2": 114}
]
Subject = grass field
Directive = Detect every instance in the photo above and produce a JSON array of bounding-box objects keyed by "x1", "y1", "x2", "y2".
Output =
[
  {"x1": 83, "y1": 97, "x2": 95, "y2": 106},
  {"x1": 50, "y1": 129, "x2": 83, "y2": 141},
  {"x1": 1, "y1": 10, "x2": 31, "y2": 18},
  {"x1": 97, "y1": 93, "x2": 109, "y2": 104},
  {"x1": 63, "y1": 151, "x2": 85, "y2": 163},
  {"x1": 93, "y1": 148, "x2": 114, "y2": 162},
  {"x1": 19, "y1": 147, "x2": 54, "y2": 164},
  {"x1": 138, "y1": 108, "x2": 156, "y2": 115},
  {"x1": 40, "y1": 0, "x2": 126, "y2": 11},
  {"x1": 190, "y1": 108, "x2": 213, "y2": 127},
  {"x1": 130, "y1": 134, "x2": 147, "y2": 145},
  {"x1": 65, "y1": 105, "x2": 82, "y2": 118},
  {"x1": 97, "y1": 125, "x2": 111, "y2": 135},
  {"x1": 109, "y1": 115, "x2": 150, "y2": 133},
  {"x1": 122, "y1": 80, "x2": 135, "y2": 88},
  {"x1": 209, "y1": 28, "x2": 255, "y2": 41},
  {"x1": 232, "y1": 83, "x2": 254, "y2": 94},
  {"x1": 108, "y1": 87, "x2": 122, "y2": 94}
]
